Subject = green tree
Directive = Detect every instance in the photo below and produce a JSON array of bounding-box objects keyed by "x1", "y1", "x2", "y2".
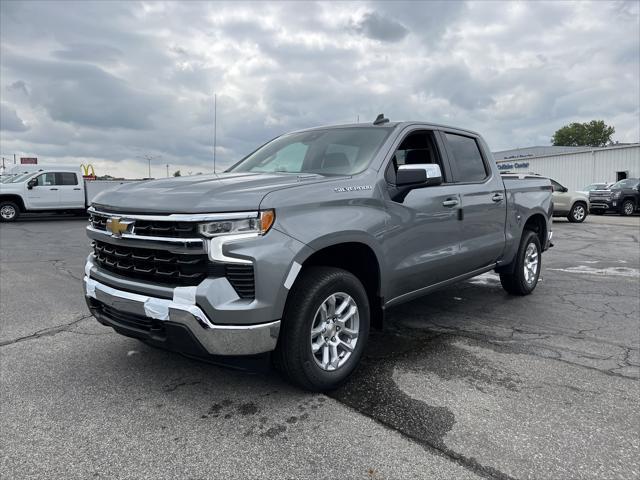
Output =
[
  {"x1": 173, "y1": 170, "x2": 181, "y2": 177},
  {"x1": 552, "y1": 120, "x2": 615, "y2": 147}
]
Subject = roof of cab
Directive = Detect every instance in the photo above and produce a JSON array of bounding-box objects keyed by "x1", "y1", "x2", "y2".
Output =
[{"x1": 290, "y1": 120, "x2": 481, "y2": 137}]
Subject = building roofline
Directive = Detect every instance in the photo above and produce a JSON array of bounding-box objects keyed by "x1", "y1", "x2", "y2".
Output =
[{"x1": 495, "y1": 143, "x2": 640, "y2": 162}]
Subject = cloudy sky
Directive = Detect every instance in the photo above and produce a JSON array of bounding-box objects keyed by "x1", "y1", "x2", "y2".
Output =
[{"x1": 1, "y1": 1, "x2": 638, "y2": 178}]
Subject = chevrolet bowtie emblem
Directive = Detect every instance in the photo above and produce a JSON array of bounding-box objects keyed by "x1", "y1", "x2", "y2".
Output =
[{"x1": 106, "y1": 217, "x2": 133, "y2": 237}]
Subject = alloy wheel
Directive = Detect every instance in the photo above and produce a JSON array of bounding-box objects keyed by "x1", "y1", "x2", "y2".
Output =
[
  {"x1": 523, "y1": 242, "x2": 539, "y2": 285},
  {"x1": 0, "y1": 205, "x2": 16, "y2": 220},
  {"x1": 310, "y1": 292, "x2": 359, "y2": 371}
]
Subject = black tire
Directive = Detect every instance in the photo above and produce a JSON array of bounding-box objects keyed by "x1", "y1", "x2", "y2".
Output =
[
  {"x1": 567, "y1": 202, "x2": 587, "y2": 223},
  {"x1": 499, "y1": 230, "x2": 542, "y2": 296},
  {"x1": 591, "y1": 210, "x2": 605, "y2": 215},
  {"x1": 621, "y1": 200, "x2": 635, "y2": 216},
  {"x1": 0, "y1": 201, "x2": 20, "y2": 222},
  {"x1": 273, "y1": 266, "x2": 370, "y2": 391}
]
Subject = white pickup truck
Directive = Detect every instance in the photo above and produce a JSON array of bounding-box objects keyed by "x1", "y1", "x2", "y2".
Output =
[{"x1": 0, "y1": 166, "x2": 134, "y2": 221}]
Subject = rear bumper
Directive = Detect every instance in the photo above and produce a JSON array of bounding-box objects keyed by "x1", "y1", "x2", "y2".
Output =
[{"x1": 84, "y1": 276, "x2": 280, "y2": 356}]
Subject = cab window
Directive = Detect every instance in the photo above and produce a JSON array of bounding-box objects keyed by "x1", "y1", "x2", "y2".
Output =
[
  {"x1": 34, "y1": 173, "x2": 57, "y2": 186},
  {"x1": 385, "y1": 130, "x2": 446, "y2": 184},
  {"x1": 444, "y1": 133, "x2": 488, "y2": 183},
  {"x1": 56, "y1": 172, "x2": 78, "y2": 185},
  {"x1": 550, "y1": 180, "x2": 565, "y2": 192}
]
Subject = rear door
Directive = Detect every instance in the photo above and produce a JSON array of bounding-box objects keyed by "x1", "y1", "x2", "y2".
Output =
[
  {"x1": 441, "y1": 131, "x2": 507, "y2": 272},
  {"x1": 25, "y1": 172, "x2": 60, "y2": 209},
  {"x1": 381, "y1": 128, "x2": 463, "y2": 300},
  {"x1": 56, "y1": 172, "x2": 85, "y2": 208}
]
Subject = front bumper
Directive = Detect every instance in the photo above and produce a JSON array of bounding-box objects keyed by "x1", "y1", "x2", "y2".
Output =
[
  {"x1": 84, "y1": 276, "x2": 280, "y2": 356},
  {"x1": 589, "y1": 198, "x2": 618, "y2": 211}
]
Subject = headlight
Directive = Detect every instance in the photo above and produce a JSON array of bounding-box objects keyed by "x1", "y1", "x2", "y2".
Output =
[
  {"x1": 198, "y1": 210, "x2": 275, "y2": 237},
  {"x1": 612, "y1": 191, "x2": 622, "y2": 199}
]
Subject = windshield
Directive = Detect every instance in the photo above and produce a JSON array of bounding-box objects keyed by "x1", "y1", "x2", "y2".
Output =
[
  {"x1": 1, "y1": 172, "x2": 35, "y2": 184},
  {"x1": 228, "y1": 127, "x2": 393, "y2": 175},
  {"x1": 611, "y1": 179, "x2": 638, "y2": 189}
]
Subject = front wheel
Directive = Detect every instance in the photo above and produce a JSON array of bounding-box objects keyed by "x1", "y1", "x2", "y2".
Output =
[
  {"x1": 500, "y1": 230, "x2": 542, "y2": 296},
  {"x1": 0, "y1": 201, "x2": 20, "y2": 222},
  {"x1": 273, "y1": 266, "x2": 370, "y2": 391},
  {"x1": 568, "y1": 202, "x2": 587, "y2": 223},
  {"x1": 621, "y1": 200, "x2": 635, "y2": 216}
]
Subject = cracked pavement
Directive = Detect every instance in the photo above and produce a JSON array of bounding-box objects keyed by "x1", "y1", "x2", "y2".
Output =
[{"x1": 1, "y1": 215, "x2": 639, "y2": 479}]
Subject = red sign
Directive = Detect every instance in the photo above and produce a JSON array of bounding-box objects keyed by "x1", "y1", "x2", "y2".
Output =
[{"x1": 20, "y1": 157, "x2": 37, "y2": 164}]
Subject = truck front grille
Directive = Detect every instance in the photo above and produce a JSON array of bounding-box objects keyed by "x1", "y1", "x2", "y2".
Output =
[
  {"x1": 92, "y1": 240, "x2": 256, "y2": 298},
  {"x1": 89, "y1": 212, "x2": 198, "y2": 238},
  {"x1": 93, "y1": 240, "x2": 209, "y2": 286}
]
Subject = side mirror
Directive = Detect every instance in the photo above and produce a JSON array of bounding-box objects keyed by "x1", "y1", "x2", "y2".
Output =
[
  {"x1": 392, "y1": 164, "x2": 443, "y2": 202},
  {"x1": 397, "y1": 164, "x2": 443, "y2": 187},
  {"x1": 562, "y1": 187, "x2": 568, "y2": 193},
  {"x1": 27, "y1": 179, "x2": 37, "y2": 190}
]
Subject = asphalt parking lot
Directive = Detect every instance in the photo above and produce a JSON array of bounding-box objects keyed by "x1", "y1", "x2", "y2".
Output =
[{"x1": 1, "y1": 214, "x2": 638, "y2": 480}]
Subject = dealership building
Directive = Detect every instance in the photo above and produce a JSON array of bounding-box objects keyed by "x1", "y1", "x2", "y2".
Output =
[{"x1": 492, "y1": 144, "x2": 640, "y2": 192}]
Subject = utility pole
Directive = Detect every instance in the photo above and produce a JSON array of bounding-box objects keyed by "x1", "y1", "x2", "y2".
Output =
[
  {"x1": 136, "y1": 154, "x2": 162, "y2": 179},
  {"x1": 166, "y1": 164, "x2": 169, "y2": 177},
  {"x1": 13, "y1": 153, "x2": 16, "y2": 164},
  {"x1": 213, "y1": 93, "x2": 217, "y2": 173}
]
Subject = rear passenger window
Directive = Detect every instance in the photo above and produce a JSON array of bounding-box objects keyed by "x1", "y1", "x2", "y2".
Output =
[
  {"x1": 56, "y1": 172, "x2": 78, "y2": 185},
  {"x1": 445, "y1": 133, "x2": 488, "y2": 183}
]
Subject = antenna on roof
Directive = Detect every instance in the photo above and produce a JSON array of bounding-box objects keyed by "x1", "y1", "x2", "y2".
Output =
[{"x1": 373, "y1": 113, "x2": 389, "y2": 125}]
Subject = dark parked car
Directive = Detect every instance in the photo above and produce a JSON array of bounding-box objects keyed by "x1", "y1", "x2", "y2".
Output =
[{"x1": 589, "y1": 178, "x2": 640, "y2": 216}]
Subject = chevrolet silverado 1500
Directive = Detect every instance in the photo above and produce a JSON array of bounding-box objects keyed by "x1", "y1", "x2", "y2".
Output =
[{"x1": 83, "y1": 119, "x2": 553, "y2": 391}]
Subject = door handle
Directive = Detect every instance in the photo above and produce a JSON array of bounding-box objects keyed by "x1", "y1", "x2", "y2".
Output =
[
  {"x1": 492, "y1": 193, "x2": 504, "y2": 202},
  {"x1": 49, "y1": 188, "x2": 59, "y2": 191},
  {"x1": 442, "y1": 199, "x2": 459, "y2": 207},
  {"x1": 73, "y1": 188, "x2": 81, "y2": 190}
]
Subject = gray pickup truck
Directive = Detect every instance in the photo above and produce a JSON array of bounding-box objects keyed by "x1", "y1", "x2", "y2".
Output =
[{"x1": 83, "y1": 118, "x2": 552, "y2": 391}]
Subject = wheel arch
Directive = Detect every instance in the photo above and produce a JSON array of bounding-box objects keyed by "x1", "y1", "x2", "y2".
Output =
[
  {"x1": 294, "y1": 238, "x2": 385, "y2": 329},
  {"x1": 0, "y1": 194, "x2": 26, "y2": 212},
  {"x1": 523, "y1": 213, "x2": 547, "y2": 248}
]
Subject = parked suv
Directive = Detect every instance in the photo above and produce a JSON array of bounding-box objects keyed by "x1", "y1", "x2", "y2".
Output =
[
  {"x1": 83, "y1": 119, "x2": 552, "y2": 391},
  {"x1": 589, "y1": 178, "x2": 640, "y2": 216},
  {"x1": 550, "y1": 179, "x2": 589, "y2": 223}
]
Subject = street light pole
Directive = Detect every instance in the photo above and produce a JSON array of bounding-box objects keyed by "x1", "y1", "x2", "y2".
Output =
[
  {"x1": 213, "y1": 92, "x2": 217, "y2": 173},
  {"x1": 136, "y1": 154, "x2": 162, "y2": 179}
]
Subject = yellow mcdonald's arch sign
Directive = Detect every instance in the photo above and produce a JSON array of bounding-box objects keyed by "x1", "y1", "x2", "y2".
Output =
[{"x1": 80, "y1": 163, "x2": 95, "y2": 177}]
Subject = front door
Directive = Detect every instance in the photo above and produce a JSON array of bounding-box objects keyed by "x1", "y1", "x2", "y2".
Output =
[
  {"x1": 441, "y1": 131, "x2": 507, "y2": 272},
  {"x1": 25, "y1": 172, "x2": 60, "y2": 209},
  {"x1": 381, "y1": 129, "x2": 462, "y2": 300}
]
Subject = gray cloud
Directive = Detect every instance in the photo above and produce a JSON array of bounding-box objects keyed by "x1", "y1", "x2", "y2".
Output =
[
  {"x1": 0, "y1": 0, "x2": 637, "y2": 178},
  {"x1": 52, "y1": 43, "x2": 123, "y2": 63},
  {"x1": 1, "y1": 103, "x2": 29, "y2": 132},
  {"x1": 352, "y1": 12, "x2": 409, "y2": 42}
]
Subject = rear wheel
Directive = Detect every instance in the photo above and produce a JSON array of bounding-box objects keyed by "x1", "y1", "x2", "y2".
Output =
[
  {"x1": 621, "y1": 200, "x2": 635, "y2": 216},
  {"x1": 568, "y1": 202, "x2": 587, "y2": 223},
  {"x1": 0, "y1": 201, "x2": 19, "y2": 222},
  {"x1": 273, "y1": 266, "x2": 370, "y2": 391},
  {"x1": 500, "y1": 230, "x2": 541, "y2": 296}
]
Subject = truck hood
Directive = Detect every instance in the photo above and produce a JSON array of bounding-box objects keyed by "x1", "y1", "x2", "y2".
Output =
[
  {"x1": 92, "y1": 172, "x2": 335, "y2": 213},
  {"x1": 0, "y1": 182, "x2": 23, "y2": 193}
]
